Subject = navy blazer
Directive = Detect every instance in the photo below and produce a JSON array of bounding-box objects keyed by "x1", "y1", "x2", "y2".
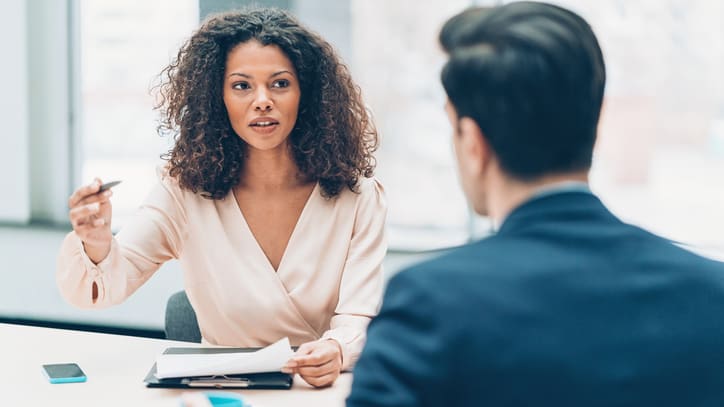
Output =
[{"x1": 348, "y1": 191, "x2": 724, "y2": 407}]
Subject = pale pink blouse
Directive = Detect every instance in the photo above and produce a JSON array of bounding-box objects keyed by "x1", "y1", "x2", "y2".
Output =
[{"x1": 56, "y1": 171, "x2": 387, "y2": 370}]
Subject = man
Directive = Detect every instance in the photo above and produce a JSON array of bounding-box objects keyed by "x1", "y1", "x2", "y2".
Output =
[{"x1": 347, "y1": 2, "x2": 724, "y2": 406}]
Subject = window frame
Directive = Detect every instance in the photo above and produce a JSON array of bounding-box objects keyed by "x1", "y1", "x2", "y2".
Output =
[{"x1": 0, "y1": 0, "x2": 78, "y2": 228}]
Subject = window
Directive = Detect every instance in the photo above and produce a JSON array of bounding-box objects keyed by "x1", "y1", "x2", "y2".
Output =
[
  {"x1": 79, "y1": 0, "x2": 198, "y2": 224},
  {"x1": 350, "y1": 0, "x2": 478, "y2": 250},
  {"x1": 77, "y1": 0, "x2": 724, "y2": 253},
  {"x1": 0, "y1": 1, "x2": 29, "y2": 222},
  {"x1": 535, "y1": 0, "x2": 724, "y2": 250}
]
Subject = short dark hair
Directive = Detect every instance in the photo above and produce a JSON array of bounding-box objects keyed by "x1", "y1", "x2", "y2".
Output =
[
  {"x1": 440, "y1": 2, "x2": 606, "y2": 180},
  {"x1": 156, "y1": 8, "x2": 377, "y2": 199},
  {"x1": 439, "y1": 7, "x2": 492, "y2": 53}
]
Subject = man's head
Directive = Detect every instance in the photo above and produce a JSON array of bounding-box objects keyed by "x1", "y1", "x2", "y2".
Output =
[{"x1": 440, "y1": 2, "x2": 605, "y2": 215}]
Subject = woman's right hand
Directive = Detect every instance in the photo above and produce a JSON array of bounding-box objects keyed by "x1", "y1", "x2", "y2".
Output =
[{"x1": 68, "y1": 178, "x2": 114, "y2": 264}]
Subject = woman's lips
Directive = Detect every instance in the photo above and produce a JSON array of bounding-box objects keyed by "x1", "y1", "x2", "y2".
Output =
[
  {"x1": 248, "y1": 116, "x2": 280, "y2": 134},
  {"x1": 249, "y1": 120, "x2": 279, "y2": 127},
  {"x1": 248, "y1": 121, "x2": 280, "y2": 134}
]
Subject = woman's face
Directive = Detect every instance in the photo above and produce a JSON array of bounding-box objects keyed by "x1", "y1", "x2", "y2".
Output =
[{"x1": 223, "y1": 40, "x2": 301, "y2": 152}]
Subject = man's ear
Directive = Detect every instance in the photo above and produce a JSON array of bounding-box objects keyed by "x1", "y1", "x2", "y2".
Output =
[
  {"x1": 458, "y1": 117, "x2": 489, "y2": 176},
  {"x1": 593, "y1": 97, "x2": 607, "y2": 152}
]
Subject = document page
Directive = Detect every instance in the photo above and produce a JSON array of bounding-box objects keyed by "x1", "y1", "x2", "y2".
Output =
[{"x1": 155, "y1": 337, "x2": 294, "y2": 379}]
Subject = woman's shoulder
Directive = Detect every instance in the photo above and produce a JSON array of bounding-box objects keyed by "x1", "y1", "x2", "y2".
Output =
[
  {"x1": 155, "y1": 165, "x2": 185, "y2": 196},
  {"x1": 332, "y1": 176, "x2": 386, "y2": 210},
  {"x1": 154, "y1": 165, "x2": 222, "y2": 206},
  {"x1": 357, "y1": 176, "x2": 384, "y2": 196}
]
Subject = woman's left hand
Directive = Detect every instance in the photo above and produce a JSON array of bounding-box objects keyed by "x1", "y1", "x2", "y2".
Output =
[{"x1": 282, "y1": 339, "x2": 342, "y2": 388}]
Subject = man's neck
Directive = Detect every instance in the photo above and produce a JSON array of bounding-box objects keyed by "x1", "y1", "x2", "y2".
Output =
[{"x1": 487, "y1": 171, "x2": 589, "y2": 228}]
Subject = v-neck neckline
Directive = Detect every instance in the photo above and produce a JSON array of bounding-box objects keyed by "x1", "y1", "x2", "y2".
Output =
[{"x1": 229, "y1": 182, "x2": 319, "y2": 274}]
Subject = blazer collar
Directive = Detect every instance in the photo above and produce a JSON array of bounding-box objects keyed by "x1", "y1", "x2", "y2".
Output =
[
  {"x1": 493, "y1": 182, "x2": 590, "y2": 230},
  {"x1": 497, "y1": 190, "x2": 610, "y2": 236}
]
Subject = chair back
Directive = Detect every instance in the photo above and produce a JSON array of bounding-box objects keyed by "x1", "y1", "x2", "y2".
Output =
[{"x1": 164, "y1": 291, "x2": 202, "y2": 342}]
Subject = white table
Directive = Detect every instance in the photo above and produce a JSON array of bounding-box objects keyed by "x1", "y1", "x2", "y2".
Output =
[{"x1": 2, "y1": 323, "x2": 351, "y2": 406}]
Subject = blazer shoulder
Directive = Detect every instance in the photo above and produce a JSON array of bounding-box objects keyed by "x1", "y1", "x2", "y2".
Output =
[
  {"x1": 405, "y1": 236, "x2": 514, "y2": 273},
  {"x1": 388, "y1": 239, "x2": 505, "y2": 297}
]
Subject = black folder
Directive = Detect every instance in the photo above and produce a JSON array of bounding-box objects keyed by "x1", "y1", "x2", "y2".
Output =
[{"x1": 144, "y1": 347, "x2": 294, "y2": 389}]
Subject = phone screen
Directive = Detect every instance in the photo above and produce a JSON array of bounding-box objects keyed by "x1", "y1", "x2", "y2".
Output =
[{"x1": 42, "y1": 363, "x2": 87, "y2": 384}]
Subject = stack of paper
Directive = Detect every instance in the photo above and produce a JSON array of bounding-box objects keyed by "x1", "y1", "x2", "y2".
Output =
[{"x1": 155, "y1": 337, "x2": 294, "y2": 379}]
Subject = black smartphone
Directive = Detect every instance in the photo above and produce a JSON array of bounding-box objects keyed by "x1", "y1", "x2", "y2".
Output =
[
  {"x1": 42, "y1": 363, "x2": 87, "y2": 384},
  {"x1": 98, "y1": 180, "x2": 122, "y2": 192}
]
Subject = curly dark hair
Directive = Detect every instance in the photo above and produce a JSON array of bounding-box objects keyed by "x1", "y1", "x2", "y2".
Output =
[{"x1": 154, "y1": 8, "x2": 377, "y2": 199}]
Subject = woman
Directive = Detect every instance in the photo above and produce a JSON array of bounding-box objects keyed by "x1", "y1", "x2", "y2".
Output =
[{"x1": 57, "y1": 8, "x2": 386, "y2": 388}]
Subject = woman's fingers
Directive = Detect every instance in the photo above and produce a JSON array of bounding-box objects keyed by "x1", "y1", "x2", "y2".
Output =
[
  {"x1": 75, "y1": 189, "x2": 113, "y2": 208},
  {"x1": 288, "y1": 339, "x2": 341, "y2": 367},
  {"x1": 295, "y1": 358, "x2": 336, "y2": 377},
  {"x1": 66, "y1": 178, "x2": 114, "y2": 264},
  {"x1": 69, "y1": 199, "x2": 112, "y2": 249},
  {"x1": 282, "y1": 340, "x2": 342, "y2": 387},
  {"x1": 69, "y1": 202, "x2": 102, "y2": 227},
  {"x1": 300, "y1": 372, "x2": 338, "y2": 388},
  {"x1": 291, "y1": 353, "x2": 340, "y2": 387},
  {"x1": 291, "y1": 351, "x2": 330, "y2": 366},
  {"x1": 294, "y1": 341, "x2": 315, "y2": 355},
  {"x1": 68, "y1": 179, "x2": 102, "y2": 208},
  {"x1": 283, "y1": 341, "x2": 316, "y2": 371},
  {"x1": 69, "y1": 194, "x2": 113, "y2": 226}
]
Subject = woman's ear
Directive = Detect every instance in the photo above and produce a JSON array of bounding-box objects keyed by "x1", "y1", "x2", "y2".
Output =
[{"x1": 457, "y1": 117, "x2": 489, "y2": 176}]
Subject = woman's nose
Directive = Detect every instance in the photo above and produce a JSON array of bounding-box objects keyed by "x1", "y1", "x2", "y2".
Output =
[{"x1": 253, "y1": 89, "x2": 273, "y2": 111}]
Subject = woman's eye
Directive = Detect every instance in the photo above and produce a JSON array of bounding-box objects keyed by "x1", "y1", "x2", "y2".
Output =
[
  {"x1": 232, "y1": 82, "x2": 250, "y2": 90},
  {"x1": 272, "y1": 79, "x2": 290, "y2": 89}
]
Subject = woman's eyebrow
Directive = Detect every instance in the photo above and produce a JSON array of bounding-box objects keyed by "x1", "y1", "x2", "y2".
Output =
[
  {"x1": 228, "y1": 72, "x2": 251, "y2": 79},
  {"x1": 227, "y1": 71, "x2": 293, "y2": 79},
  {"x1": 271, "y1": 70, "x2": 294, "y2": 78}
]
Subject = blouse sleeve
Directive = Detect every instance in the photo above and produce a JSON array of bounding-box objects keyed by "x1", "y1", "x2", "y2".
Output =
[
  {"x1": 321, "y1": 178, "x2": 387, "y2": 370},
  {"x1": 56, "y1": 170, "x2": 188, "y2": 308}
]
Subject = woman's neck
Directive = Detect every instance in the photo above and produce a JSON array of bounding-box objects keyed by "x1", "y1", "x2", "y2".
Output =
[{"x1": 238, "y1": 147, "x2": 307, "y2": 191}]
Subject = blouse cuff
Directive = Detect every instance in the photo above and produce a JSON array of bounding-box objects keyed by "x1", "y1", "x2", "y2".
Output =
[
  {"x1": 73, "y1": 233, "x2": 115, "y2": 271},
  {"x1": 321, "y1": 328, "x2": 361, "y2": 371},
  {"x1": 73, "y1": 233, "x2": 115, "y2": 303}
]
